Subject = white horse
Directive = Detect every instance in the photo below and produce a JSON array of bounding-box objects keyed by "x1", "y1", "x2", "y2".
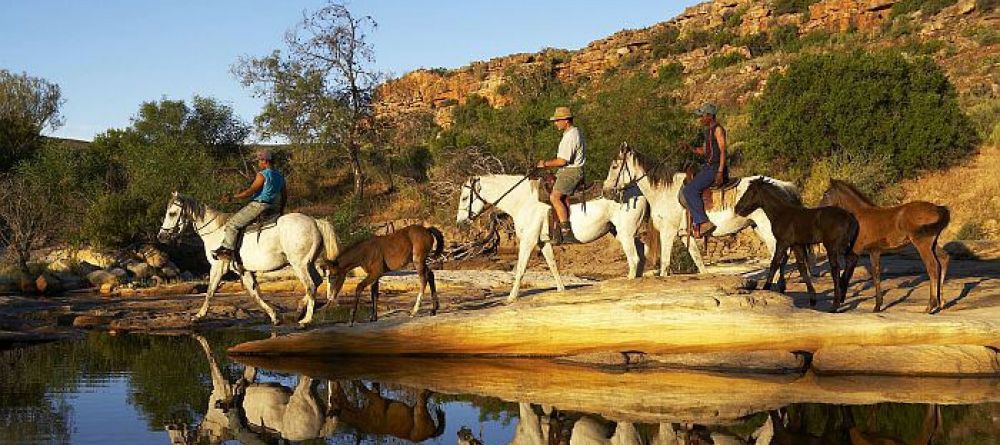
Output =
[
  {"x1": 157, "y1": 192, "x2": 340, "y2": 326},
  {"x1": 456, "y1": 174, "x2": 647, "y2": 302},
  {"x1": 603, "y1": 144, "x2": 801, "y2": 276}
]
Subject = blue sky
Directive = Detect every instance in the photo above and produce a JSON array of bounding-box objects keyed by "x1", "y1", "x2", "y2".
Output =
[{"x1": 1, "y1": 1, "x2": 695, "y2": 141}]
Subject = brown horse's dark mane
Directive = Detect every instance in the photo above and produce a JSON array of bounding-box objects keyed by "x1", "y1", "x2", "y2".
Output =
[
  {"x1": 632, "y1": 149, "x2": 678, "y2": 187},
  {"x1": 830, "y1": 179, "x2": 877, "y2": 207},
  {"x1": 753, "y1": 178, "x2": 803, "y2": 210}
]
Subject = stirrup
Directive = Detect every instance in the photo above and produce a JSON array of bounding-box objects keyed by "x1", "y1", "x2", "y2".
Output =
[
  {"x1": 212, "y1": 247, "x2": 234, "y2": 260},
  {"x1": 559, "y1": 229, "x2": 581, "y2": 244}
]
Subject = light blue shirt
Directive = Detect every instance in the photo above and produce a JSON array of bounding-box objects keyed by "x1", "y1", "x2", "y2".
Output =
[{"x1": 251, "y1": 167, "x2": 285, "y2": 204}]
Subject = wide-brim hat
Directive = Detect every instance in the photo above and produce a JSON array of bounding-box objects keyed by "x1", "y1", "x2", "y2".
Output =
[
  {"x1": 549, "y1": 106, "x2": 573, "y2": 121},
  {"x1": 693, "y1": 103, "x2": 718, "y2": 116}
]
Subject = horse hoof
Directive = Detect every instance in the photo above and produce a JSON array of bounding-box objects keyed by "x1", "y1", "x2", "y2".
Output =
[
  {"x1": 408, "y1": 311, "x2": 418, "y2": 318},
  {"x1": 809, "y1": 299, "x2": 816, "y2": 307}
]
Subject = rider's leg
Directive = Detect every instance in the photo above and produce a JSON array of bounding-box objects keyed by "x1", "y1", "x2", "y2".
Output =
[
  {"x1": 216, "y1": 202, "x2": 270, "y2": 256},
  {"x1": 683, "y1": 166, "x2": 715, "y2": 236},
  {"x1": 549, "y1": 190, "x2": 569, "y2": 222}
]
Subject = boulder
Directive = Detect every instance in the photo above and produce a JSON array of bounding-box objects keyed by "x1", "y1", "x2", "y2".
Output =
[
  {"x1": 180, "y1": 271, "x2": 196, "y2": 282},
  {"x1": 53, "y1": 272, "x2": 88, "y2": 291},
  {"x1": 139, "y1": 245, "x2": 170, "y2": 268},
  {"x1": 125, "y1": 261, "x2": 154, "y2": 279},
  {"x1": 46, "y1": 258, "x2": 75, "y2": 273},
  {"x1": 86, "y1": 270, "x2": 120, "y2": 287},
  {"x1": 160, "y1": 262, "x2": 181, "y2": 279},
  {"x1": 35, "y1": 273, "x2": 63, "y2": 295},
  {"x1": 75, "y1": 248, "x2": 118, "y2": 269}
]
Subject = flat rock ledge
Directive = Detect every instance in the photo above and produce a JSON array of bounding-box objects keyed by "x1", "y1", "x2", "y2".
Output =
[{"x1": 229, "y1": 274, "x2": 1000, "y2": 377}]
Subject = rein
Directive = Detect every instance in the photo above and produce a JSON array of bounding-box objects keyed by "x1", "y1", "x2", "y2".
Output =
[
  {"x1": 464, "y1": 172, "x2": 534, "y2": 220},
  {"x1": 609, "y1": 144, "x2": 668, "y2": 197}
]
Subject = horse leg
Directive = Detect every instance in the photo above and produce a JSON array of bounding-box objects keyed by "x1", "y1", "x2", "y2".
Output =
[
  {"x1": 412, "y1": 255, "x2": 427, "y2": 317},
  {"x1": 775, "y1": 247, "x2": 790, "y2": 293},
  {"x1": 370, "y1": 279, "x2": 380, "y2": 322},
  {"x1": 289, "y1": 261, "x2": 319, "y2": 326},
  {"x1": 239, "y1": 270, "x2": 279, "y2": 326},
  {"x1": 657, "y1": 220, "x2": 678, "y2": 276},
  {"x1": 540, "y1": 242, "x2": 565, "y2": 292},
  {"x1": 840, "y1": 250, "x2": 859, "y2": 307},
  {"x1": 936, "y1": 239, "x2": 950, "y2": 312},
  {"x1": 617, "y1": 231, "x2": 640, "y2": 279},
  {"x1": 827, "y1": 247, "x2": 843, "y2": 312},
  {"x1": 762, "y1": 243, "x2": 787, "y2": 291},
  {"x1": 869, "y1": 251, "x2": 883, "y2": 312},
  {"x1": 685, "y1": 229, "x2": 707, "y2": 273},
  {"x1": 507, "y1": 232, "x2": 539, "y2": 304},
  {"x1": 427, "y1": 267, "x2": 439, "y2": 315},
  {"x1": 194, "y1": 262, "x2": 227, "y2": 321},
  {"x1": 792, "y1": 246, "x2": 817, "y2": 305},
  {"x1": 913, "y1": 237, "x2": 941, "y2": 314},
  {"x1": 350, "y1": 274, "x2": 377, "y2": 326}
]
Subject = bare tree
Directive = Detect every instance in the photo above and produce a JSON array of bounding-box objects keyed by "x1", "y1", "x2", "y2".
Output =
[
  {"x1": 0, "y1": 175, "x2": 63, "y2": 275},
  {"x1": 235, "y1": 2, "x2": 379, "y2": 199}
]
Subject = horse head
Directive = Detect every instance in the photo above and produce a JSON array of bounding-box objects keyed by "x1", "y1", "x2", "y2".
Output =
[
  {"x1": 158, "y1": 191, "x2": 189, "y2": 243},
  {"x1": 456, "y1": 177, "x2": 486, "y2": 225},
  {"x1": 818, "y1": 179, "x2": 847, "y2": 208},
  {"x1": 603, "y1": 142, "x2": 637, "y2": 196},
  {"x1": 734, "y1": 176, "x2": 770, "y2": 217}
]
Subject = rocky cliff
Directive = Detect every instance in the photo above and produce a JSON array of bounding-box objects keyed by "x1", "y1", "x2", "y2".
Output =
[{"x1": 374, "y1": 0, "x2": 996, "y2": 126}]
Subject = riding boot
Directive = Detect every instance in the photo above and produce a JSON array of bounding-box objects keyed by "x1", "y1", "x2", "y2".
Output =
[
  {"x1": 212, "y1": 246, "x2": 234, "y2": 260},
  {"x1": 559, "y1": 222, "x2": 581, "y2": 244}
]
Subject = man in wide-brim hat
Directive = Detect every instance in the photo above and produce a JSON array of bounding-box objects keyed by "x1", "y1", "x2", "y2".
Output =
[{"x1": 536, "y1": 106, "x2": 586, "y2": 244}]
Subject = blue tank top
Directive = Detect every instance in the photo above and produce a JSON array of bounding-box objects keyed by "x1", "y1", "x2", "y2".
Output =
[{"x1": 252, "y1": 167, "x2": 285, "y2": 204}]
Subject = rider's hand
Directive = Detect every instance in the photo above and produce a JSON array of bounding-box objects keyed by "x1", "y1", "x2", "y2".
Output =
[
  {"x1": 536, "y1": 160, "x2": 546, "y2": 169},
  {"x1": 713, "y1": 171, "x2": 724, "y2": 186}
]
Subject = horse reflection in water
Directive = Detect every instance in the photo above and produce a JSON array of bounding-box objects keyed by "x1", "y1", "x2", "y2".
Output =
[
  {"x1": 458, "y1": 403, "x2": 754, "y2": 445},
  {"x1": 329, "y1": 380, "x2": 446, "y2": 442},
  {"x1": 166, "y1": 334, "x2": 338, "y2": 444},
  {"x1": 166, "y1": 335, "x2": 446, "y2": 444}
]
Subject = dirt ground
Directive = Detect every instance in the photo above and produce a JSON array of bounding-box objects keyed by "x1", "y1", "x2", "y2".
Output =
[{"x1": 1, "y1": 239, "x2": 998, "y2": 347}]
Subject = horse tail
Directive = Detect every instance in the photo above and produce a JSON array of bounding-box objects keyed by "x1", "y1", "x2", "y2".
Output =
[
  {"x1": 916, "y1": 205, "x2": 950, "y2": 238},
  {"x1": 315, "y1": 218, "x2": 341, "y2": 261},
  {"x1": 432, "y1": 406, "x2": 447, "y2": 438},
  {"x1": 427, "y1": 226, "x2": 445, "y2": 258}
]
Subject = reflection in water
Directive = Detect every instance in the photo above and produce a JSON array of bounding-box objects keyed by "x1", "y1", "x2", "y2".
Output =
[{"x1": 0, "y1": 332, "x2": 998, "y2": 444}]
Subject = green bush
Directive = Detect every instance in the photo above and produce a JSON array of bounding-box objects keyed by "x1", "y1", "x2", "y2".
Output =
[
  {"x1": 801, "y1": 153, "x2": 898, "y2": 205},
  {"x1": 773, "y1": 0, "x2": 821, "y2": 15},
  {"x1": 649, "y1": 26, "x2": 681, "y2": 59},
  {"x1": 328, "y1": 199, "x2": 373, "y2": 248},
  {"x1": 769, "y1": 24, "x2": 801, "y2": 51},
  {"x1": 745, "y1": 51, "x2": 976, "y2": 185},
  {"x1": 978, "y1": 0, "x2": 999, "y2": 11},
  {"x1": 891, "y1": 0, "x2": 958, "y2": 17},
  {"x1": 709, "y1": 52, "x2": 747, "y2": 70},
  {"x1": 955, "y1": 222, "x2": 986, "y2": 240},
  {"x1": 657, "y1": 62, "x2": 685, "y2": 87},
  {"x1": 962, "y1": 25, "x2": 1000, "y2": 46}
]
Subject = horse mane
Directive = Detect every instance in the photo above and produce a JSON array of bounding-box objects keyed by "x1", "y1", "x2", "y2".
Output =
[
  {"x1": 752, "y1": 177, "x2": 803, "y2": 209},
  {"x1": 830, "y1": 179, "x2": 876, "y2": 207},
  {"x1": 632, "y1": 150, "x2": 678, "y2": 187},
  {"x1": 173, "y1": 194, "x2": 209, "y2": 221}
]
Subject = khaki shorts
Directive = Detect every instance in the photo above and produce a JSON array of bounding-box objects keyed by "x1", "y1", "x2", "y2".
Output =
[{"x1": 553, "y1": 167, "x2": 583, "y2": 195}]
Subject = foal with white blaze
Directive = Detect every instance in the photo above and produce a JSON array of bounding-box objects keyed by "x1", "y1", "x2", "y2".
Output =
[
  {"x1": 457, "y1": 174, "x2": 647, "y2": 302},
  {"x1": 157, "y1": 192, "x2": 339, "y2": 326},
  {"x1": 603, "y1": 144, "x2": 801, "y2": 276}
]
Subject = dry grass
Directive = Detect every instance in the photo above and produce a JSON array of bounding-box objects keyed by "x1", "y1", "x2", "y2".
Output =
[{"x1": 899, "y1": 143, "x2": 1000, "y2": 241}]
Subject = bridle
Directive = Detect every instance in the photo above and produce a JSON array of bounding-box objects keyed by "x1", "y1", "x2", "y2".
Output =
[
  {"x1": 608, "y1": 143, "x2": 667, "y2": 198},
  {"x1": 160, "y1": 199, "x2": 220, "y2": 240},
  {"x1": 462, "y1": 173, "x2": 533, "y2": 221}
]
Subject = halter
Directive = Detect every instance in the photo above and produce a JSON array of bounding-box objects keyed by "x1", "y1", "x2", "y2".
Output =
[
  {"x1": 462, "y1": 173, "x2": 533, "y2": 221},
  {"x1": 609, "y1": 143, "x2": 667, "y2": 195},
  {"x1": 160, "y1": 199, "x2": 221, "y2": 240}
]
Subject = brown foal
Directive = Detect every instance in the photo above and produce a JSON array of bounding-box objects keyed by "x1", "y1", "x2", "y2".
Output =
[
  {"x1": 322, "y1": 224, "x2": 445, "y2": 325},
  {"x1": 821, "y1": 180, "x2": 951, "y2": 313}
]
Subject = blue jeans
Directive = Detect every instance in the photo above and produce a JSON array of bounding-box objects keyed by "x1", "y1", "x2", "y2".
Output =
[{"x1": 683, "y1": 165, "x2": 721, "y2": 226}]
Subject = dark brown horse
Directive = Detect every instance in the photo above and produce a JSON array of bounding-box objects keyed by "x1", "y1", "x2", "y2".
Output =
[
  {"x1": 820, "y1": 180, "x2": 950, "y2": 313},
  {"x1": 736, "y1": 177, "x2": 859, "y2": 310},
  {"x1": 322, "y1": 224, "x2": 444, "y2": 325}
]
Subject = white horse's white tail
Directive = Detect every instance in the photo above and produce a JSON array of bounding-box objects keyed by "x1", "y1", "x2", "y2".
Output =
[
  {"x1": 315, "y1": 219, "x2": 341, "y2": 261},
  {"x1": 315, "y1": 219, "x2": 341, "y2": 302}
]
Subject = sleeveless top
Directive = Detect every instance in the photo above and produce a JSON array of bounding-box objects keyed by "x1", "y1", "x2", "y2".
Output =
[
  {"x1": 252, "y1": 167, "x2": 285, "y2": 205},
  {"x1": 703, "y1": 124, "x2": 724, "y2": 167}
]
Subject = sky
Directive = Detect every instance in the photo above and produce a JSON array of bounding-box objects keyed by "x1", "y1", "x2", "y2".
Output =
[{"x1": 0, "y1": 1, "x2": 696, "y2": 141}]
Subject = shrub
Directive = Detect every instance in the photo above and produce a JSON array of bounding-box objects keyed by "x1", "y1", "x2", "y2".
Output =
[
  {"x1": 801, "y1": 153, "x2": 898, "y2": 205},
  {"x1": 978, "y1": 0, "x2": 999, "y2": 11},
  {"x1": 891, "y1": 0, "x2": 958, "y2": 17},
  {"x1": 649, "y1": 26, "x2": 681, "y2": 59},
  {"x1": 769, "y1": 24, "x2": 801, "y2": 51},
  {"x1": 962, "y1": 25, "x2": 1000, "y2": 46},
  {"x1": 328, "y1": 199, "x2": 373, "y2": 248},
  {"x1": 656, "y1": 62, "x2": 685, "y2": 87},
  {"x1": 955, "y1": 222, "x2": 986, "y2": 240},
  {"x1": 709, "y1": 52, "x2": 747, "y2": 70},
  {"x1": 773, "y1": 0, "x2": 821, "y2": 15},
  {"x1": 745, "y1": 51, "x2": 977, "y2": 185}
]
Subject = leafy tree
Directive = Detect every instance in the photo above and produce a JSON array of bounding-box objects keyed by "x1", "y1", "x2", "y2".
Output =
[
  {"x1": 0, "y1": 70, "x2": 63, "y2": 172},
  {"x1": 235, "y1": 1, "x2": 379, "y2": 199},
  {"x1": 582, "y1": 73, "x2": 693, "y2": 180},
  {"x1": 745, "y1": 50, "x2": 976, "y2": 184},
  {"x1": 773, "y1": 0, "x2": 822, "y2": 15}
]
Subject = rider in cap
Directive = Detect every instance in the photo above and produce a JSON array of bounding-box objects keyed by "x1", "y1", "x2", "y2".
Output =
[
  {"x1": 212, "y1": 149, "x2": 287, "y2": 260},
  {"x1": 682, "y1": 103, "x2": 727, "y2": 239}
]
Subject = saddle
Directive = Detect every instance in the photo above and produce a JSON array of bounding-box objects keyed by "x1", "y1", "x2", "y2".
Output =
[
  {"x1": 680, "y1": 165, "x2": 740, "y2": 212},
  {"x1": 534, "y1": 173, "x2": 603, "y2": 244},
  {"x1": 234, "y1": 206, "x2": 282, "y2": 259}
]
